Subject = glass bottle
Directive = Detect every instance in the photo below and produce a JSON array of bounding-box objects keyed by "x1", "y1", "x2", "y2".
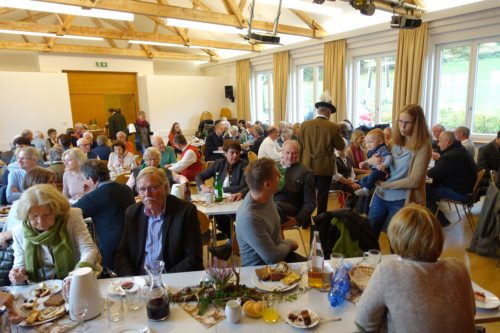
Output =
[
  {"x1": 144, "y1": 260, "x2": 169, "y2": 321},
  {"x1": 307, "y1": 230, "x2": 324, "y2": 289},
  {"x1": 214, "y1": 172, "x2": 224, "y2": 202}
]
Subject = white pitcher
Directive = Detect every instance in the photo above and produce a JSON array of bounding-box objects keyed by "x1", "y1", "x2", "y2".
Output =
[
  {"x1": 171, "y1": 183, "x2": 185, "y2": 200},
  {"x1": 68, "y1": 267, "x2": 102, "y2": 321}
]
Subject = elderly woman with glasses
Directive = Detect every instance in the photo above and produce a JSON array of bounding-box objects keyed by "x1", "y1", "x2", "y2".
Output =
[
  {"x1": 62, "y1": 147, "x2": 94, "y2": 202},
  {"x1": 9, "y1": 184, "x2": 99, "y2": 283},
  {"x1": 126, "y1": 147, "x2": 188, "y2": 195},
  {"x1": 356, "y1": 204, "x2": 474, "y2": 332},
  {"x1": 6, "y1": 147, "x2": 40, "y2": 204}
]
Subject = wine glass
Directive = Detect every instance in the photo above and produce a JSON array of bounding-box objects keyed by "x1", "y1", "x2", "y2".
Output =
[{"x1": 71, "y1": 300, "x2": 90, "y2": 332}]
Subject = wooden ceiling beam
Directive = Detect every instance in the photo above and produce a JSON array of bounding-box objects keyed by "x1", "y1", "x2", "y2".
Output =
[
  {"x1": 222, "y1": 0, "x2": 246, "y2": 27},
  {"x1": 18, "y1": 12, "x2": 52, "y2": 22},
  {"x1": 125, "y1": 21, "x2": 154, "y2": 58},
  {"x1": 46, "y1": 14, "x2": 74, "y2": 49},
  {"x1": 92, "y1": 18, "x2": 117, "y2": 48},
  {"x1": 0, "y1": 40, "x2": 215, "y2": 61},
  {"x1": 238, "y1": 0, "x2": 247, "y2": 12},
  {"x1": 0, "y1": 8, "x2": 16, "y2": 15},
  {"x1": 0, "y1": 20, "x2": 262, "y2": 51},
  {"x1": 192, "y1": 0, "x2": 216, "y2": 12},
  {"x1": 36, "y1": 0, "x2": 320, "y2": 38},
  {"x1": 289, "y1": 9, "x2": 326, "y2": 34}
]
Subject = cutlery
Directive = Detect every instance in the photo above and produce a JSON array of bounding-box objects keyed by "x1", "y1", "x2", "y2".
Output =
[{"x1": 320, "y1": 317, "x2": 342, "y2": 323}]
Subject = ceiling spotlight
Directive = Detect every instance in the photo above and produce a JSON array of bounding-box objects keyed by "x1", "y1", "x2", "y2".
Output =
[
  {"x1": 360, "y1": 1, "x2": 375, "y2": 15},
  {"x1": 390, "y1": 15, "x2": 422, "y2": 29},
  {"x1": 312, "y1": 0, "x2": 326, "y2": 4}
]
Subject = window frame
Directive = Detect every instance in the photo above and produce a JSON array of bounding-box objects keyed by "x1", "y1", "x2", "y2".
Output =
[
  {"x1": 430, "y1": 36, "x2": 500, "y2": 139},
  {"x1": 295, "y1": 62, "x2": 324, "y2": 123},
  {"x1": 251, "y1": 69, "x2": 274, "y2": 124},
  {"x1": 351, "y1": 52, "x2": 396, "y2": 127}
]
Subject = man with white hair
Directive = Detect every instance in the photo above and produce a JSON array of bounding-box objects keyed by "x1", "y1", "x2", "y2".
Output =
[
  {"x1": 82, "y1": 131, "x2": 97, "y2": 150},
  {"x1": 224, "y1": 126, "x2": 240, "y2": 141},
  {"x1": 116, "y1": 131, "x2": 133, "y2": 153},
  {"x1": 150, "y1": 135, "x2": 176, "y2": 167},
  {"x1": 454, "y1": 126, "x2": 475, "y2": 158},
  {"x1": 77, "y1": 138, "x2": 99, "y2": 160},
  {"x1": 258, "y1": 125, "x2": 282, "y2": 160},
  {"x1": 431, "y1": 124, "x2": 446, "y2": 160}
]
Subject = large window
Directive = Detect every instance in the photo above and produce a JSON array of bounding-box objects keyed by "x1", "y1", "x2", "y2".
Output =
[
  {"x1": 252, "y1": 71, "x2": 273, "y2": 124},
  {"x1": 352, "y1": 54, "x2": 395, "y2": 126},
  {"x1": 297, "y1": 64, "x2": 323, "y2": 122},
  {"x1": 434, "y1": 40, "x2": 500, "y2": 135}
]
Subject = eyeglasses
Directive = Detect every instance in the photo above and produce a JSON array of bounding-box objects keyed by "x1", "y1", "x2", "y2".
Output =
[
  {"x1": 137, "y1": 185, "x2": 162, "y2": 193},
  {"x1": 398, "y1": 120, "x2": 414, "y2": 127}
]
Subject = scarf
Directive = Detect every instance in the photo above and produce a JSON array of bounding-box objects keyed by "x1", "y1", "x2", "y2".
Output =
[
  {"x1": 136, "y1": 119, "x2": 148, "y2": 127},
  {"x1": 350, "y1": 143, "x2": 365, "y2": 166},
  {"x1": 23, "y1": 216, "x2": 76, "y2": 282}
]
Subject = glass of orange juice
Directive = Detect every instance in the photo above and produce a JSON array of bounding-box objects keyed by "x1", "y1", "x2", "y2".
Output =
[{"x1": 262, "y1": 294, "x2": 279, "y2": 323}]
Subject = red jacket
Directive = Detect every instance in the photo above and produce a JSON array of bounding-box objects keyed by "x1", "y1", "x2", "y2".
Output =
[{"x1": 180, "y1": 145, "x2": 202, "y2": 181}]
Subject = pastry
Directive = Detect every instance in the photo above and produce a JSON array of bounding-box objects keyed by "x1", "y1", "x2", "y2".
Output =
[
  {"x1": 255, "y1": 267, "x2": 271, "y2": 281},
  {"x1": 474, "y1": 291, "x2": 486, "y2": 303},
  {"x1": 281, "y1": 272, "x2": 300, "y2": 286},
  {"x1": 301, "y1": 309, "x2": 311, "y2": 326},
  {"x1": 44, "y1": 293, "x2": 65, "y2": 307}
]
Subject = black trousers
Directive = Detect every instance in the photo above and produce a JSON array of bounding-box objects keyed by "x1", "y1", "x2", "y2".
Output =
[{"x1": 315, "y1": 175, "x2": 332, "y2": 215}]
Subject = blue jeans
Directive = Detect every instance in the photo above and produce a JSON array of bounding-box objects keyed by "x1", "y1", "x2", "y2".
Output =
[
  {"x1": 426, "y1": 184, "x2": 470, "y2": 214},
  {"x1": 360, "y1": 170, "x2": 388, "y2": 190},
  {"x1": 368, "y1": 194, "x2": 405, "y2": 240}
]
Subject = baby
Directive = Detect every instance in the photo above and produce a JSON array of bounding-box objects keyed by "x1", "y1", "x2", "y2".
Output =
[{"x1": 355, "y1": 128, "x2": 392, "y2": 197}]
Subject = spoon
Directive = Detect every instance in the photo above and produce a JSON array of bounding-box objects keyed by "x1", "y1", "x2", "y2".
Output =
[{"x1": 320, "y1": 317, "x2": 342, "y2": 323}]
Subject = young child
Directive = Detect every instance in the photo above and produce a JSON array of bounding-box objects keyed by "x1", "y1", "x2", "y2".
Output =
[{"x1": 355, "y1": 128, "x2": 392, "y2": 197}]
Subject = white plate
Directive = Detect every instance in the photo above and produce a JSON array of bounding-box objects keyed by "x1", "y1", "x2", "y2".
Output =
[
  {"x1": 250, "y1": 273, "x2": 298, "y2": 292},
  {"x1": 107, "y1": 277, "x2": 146, "y2": 296},
  {"x1": 286, "y1": 309, "x2": 320, "y2": 329},
  {"x1": 474, "y1": 288, "x2": 500, "y2": 309},
  {"x1": 23, "y1": 280, "x2": 63, "y2": 299},
  {"x1": 111, "y1": 325, "x2": 151, "y2": 333}
]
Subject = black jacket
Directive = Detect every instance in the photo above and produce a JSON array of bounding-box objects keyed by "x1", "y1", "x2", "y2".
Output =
[
  {"x1": 428, "y1": 141, "x2": 477, "y2": 195},
  {"x1": 250, "y1": 136, "x2": 265, "y2": 155},
  {"x1": 73, "y1": 182, "x2": 135, "y2": 269},
  {"x1": 195, "y1": 158, "x2": 248, "y2": 195},
  {"x1": 205, "y1": 131, "x2": 225, "y2": 161},
  {"x1": 114, "y1": 195, "x2": 203, "y2": 276}
]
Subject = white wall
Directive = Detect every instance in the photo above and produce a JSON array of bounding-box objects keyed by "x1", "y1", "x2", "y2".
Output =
[
  {"x1": 38, "y1": 54, "x2": 154, "y2": 75},
  {"x1": 0, "y1": 71, "x2": 73, "y2": 150},
  {"x1": 0, "y1": 52, "x2": 39, "y2": 72},
  {"x1": 139, "y1": 75, "x2": 228, "y2": 139}
]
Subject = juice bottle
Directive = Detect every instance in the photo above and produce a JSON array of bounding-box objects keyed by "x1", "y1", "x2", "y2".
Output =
[{"x1": 308, "y1": 230, "x2": 325, "y2": 289}]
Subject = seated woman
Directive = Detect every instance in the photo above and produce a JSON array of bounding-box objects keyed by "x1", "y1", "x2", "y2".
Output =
[
  {"x1": 108, "y1": 140, "x2": 137, "y2": 173},
  {"x1": 0, "y1": 167, "x2": 55, "y2": 285},
  {"x1": 331, "y1": 145, "x2": 361, "y2": 209},
  {"x1": 9, "y1": 184, "x2": 100, "y2": 283},
  {"x1": 346, "y1": 129, "x2": 370, "y2": 179},
  {"x1": 355, "y1": 204, "x2": 475, "y2": 333},
  {"x1": 62, "y1": 148, "x2": 94, "y2": 201},
  {"x1": 127, "y1": 147, "x2": 188, "y2": 195},
  {"x1": 168, "y1": 122, "x2": 183, "y2": 153}
]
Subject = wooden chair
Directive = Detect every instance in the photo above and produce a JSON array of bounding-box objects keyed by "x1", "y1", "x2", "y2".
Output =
[
  {"x1": 115, "y1": 173, "x2": 129, "y2": 184},
  {"x1": 220, "y1": 107, "x2": 231, "y2": 119},
  {"x1": 281, "y1": 220, "x2": 308, "y2": 256},
  {"x1": 435, "y1": 169, "x2": 486, "y2": 231},
  {"x1": 198, "y1": 210, "x2": 213, "y2": 266},
  {"x1": 201, "y1": 111, "x2": 213, "y2": 121},
  {"x1": 247, "y1": 151, "x2": 258, "y2": 162},
  {"x1": 329, "y1": 190, "x2": 352, "y2": 209}
]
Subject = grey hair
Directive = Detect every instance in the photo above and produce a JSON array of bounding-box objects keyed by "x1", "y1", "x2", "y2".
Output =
[
  {"x1": 280, "y1": 128, "x2": 293, "y2": 141},
  {"x1": 136, "y1": 166, "x2": 170, "y2": 192},
  {"x1": 143, "y1": 147, "x2": 161, "y2": 160},
  {"x1": 48, "y1": 146, "x2": 64, "y2": 162},
  {"x1": 432, "y1": 124, "x2": 446, "y2": 132},
  {"x1": 455, "y1": 126, "x2": 470, "y2": 138},
  {"x1": 253, "y1": 125, "x2": 264, "y2": 136},
  {"x1": 17, "y1": 146, "x2": 40, "y2": 161},
  {"x1": 17, "y1": 184, "x2": 70, "y2": 221},
  {"x1": 96, "y1": 135, "x2": 107, "y2": 146}
]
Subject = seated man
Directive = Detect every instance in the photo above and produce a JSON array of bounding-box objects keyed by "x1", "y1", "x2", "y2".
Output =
[
  {"x1": 236, "y1": 158, "x2": 305, "y2": 266},
  {"x1": 77, "y1": 138, "x2": 99, "y2": 160},
  {"x1": 91, "y1": 135, "x2": 112, "y2": 160},
  {"x1": 115, "y1": 167, "x2": 203, "y2": 275},
  {"x1": 258, "y1": 125, "x2": 282, "y2": 160},
  {"x1": 74, "y1": 160, "x2": 135, "y2": 270},
  {"x1": 454, "y1": 126, "x2": 475, "y2": 158},
  {"x1": 205, "y1": 122, "x2": 226, "y2": 161},
  {"x1": 427, "y1": 131, "x2": 477, "y2": 225},
  {"x1": 477, "y1": 130, "x2": 500, "y2": 187},
  {"x1": 249, "y1": 125, "x2": 265, "y2": 155},
  {"x1": 274, "y1": 140, "x2": 316, "y2": 229},
  {"x1": 151, "y1": 135, "x2": 176, "y2": 167},
  {"x1": 168, "y1": 134, "x2": 203, "y2": 181}
]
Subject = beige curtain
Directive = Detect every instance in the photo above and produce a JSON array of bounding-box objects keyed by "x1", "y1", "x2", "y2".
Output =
[
  {"x1": 236, "y1": 59, "x2": 251, "y2": 121},
  {"x1": 323, "y1": 39, "x2": 346, "y2": 123},
  {"x1": 273, "y1": 51, "x2": 289, "y2": 124},
  {"x1": 392, "y1": 22, "x2": 428, "y2": 119}
]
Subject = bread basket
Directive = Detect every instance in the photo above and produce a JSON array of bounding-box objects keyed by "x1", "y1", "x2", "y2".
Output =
[{"x1": 349, "y1": 265, "x2": 375, "y2": 291}]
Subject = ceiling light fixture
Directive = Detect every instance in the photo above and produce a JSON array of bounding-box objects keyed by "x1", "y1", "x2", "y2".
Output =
[
  {"x1": 0, "y1": 29, "x2": 104, "y2": 41},
  {"x1": 0, "y1": 0, "x2": 134, "y2": 21},
  {"x1": 255, "y1": 0, "x2": 342, "y2": 16}
]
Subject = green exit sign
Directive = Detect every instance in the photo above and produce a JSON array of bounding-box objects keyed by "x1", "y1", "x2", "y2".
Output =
[{"x1": 96, "y1": 61, "x2": 108, "y2": 68}]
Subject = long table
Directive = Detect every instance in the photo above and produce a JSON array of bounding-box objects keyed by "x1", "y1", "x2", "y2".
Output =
[{"x1": 10, "y1": 257, "x2": 500, "y2": 332}]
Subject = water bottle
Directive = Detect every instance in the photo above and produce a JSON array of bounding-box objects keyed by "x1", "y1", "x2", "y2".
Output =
[{"x1": 327, "y1": 264, "x2": 349, "y2": 307}]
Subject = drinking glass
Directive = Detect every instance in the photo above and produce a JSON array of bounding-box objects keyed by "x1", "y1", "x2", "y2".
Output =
[
  {"x1": 71, "y1": 300, "x2": 90, "y2": 332},
  {"x1": 363, "y1": 249, "x2": 382, "y2": 267},
  {"x1": 120, "y1": 277, "x2": 141, "y2": 311},
  {"x1": 262, "y1": 294, "x2": 279, "y2": 323}
]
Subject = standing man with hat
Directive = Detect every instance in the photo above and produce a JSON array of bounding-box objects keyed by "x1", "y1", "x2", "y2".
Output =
[{"x1": 299, "y1": 92, "x2": 345, "y2": 220}]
